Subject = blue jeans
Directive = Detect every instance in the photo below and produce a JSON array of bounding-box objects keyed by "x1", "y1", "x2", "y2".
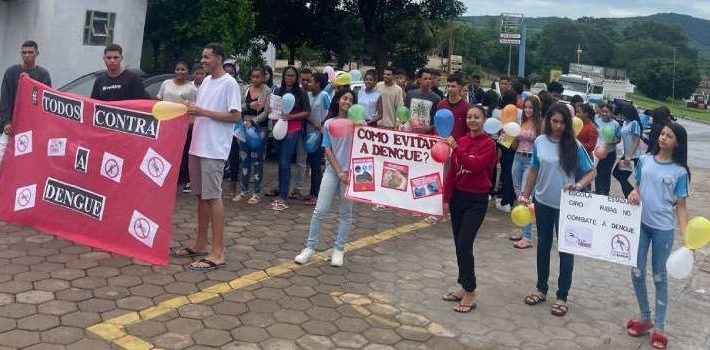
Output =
[
  {"x1": 306, "y1": 168, "x2": 354, "y2": 251},
  {"x1": 278, "y1": 131, "x2": 301, "y2": 200},
  {"x1": 535, "y1": 201, "x2": 574, "y2": 302},
  {"x1": 512, "y1": 152, "x2": 533, "y2": 240},
  {"x1": 238, "y1": 129, "x2": 266, "y2": 194},
  {"x1": 631, "y1": 223, "x2": 674, "y2": 331}
]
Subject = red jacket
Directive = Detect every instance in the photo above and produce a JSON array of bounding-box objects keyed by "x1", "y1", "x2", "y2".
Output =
[
  {"x1": 437, "y1": 98, "x2": 469, "y2": 140},
  {"x1": 443, "y1": 133, "x2": 497, "y2": 203}
]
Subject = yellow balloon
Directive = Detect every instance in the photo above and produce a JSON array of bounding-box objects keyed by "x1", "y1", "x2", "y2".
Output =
[
  {"x1": 572, "y1": 116, "x2": 584, "y2": 136},
  {"x1": 685, "y1": 216, "x2": 710, "y2": 249},
  {"x1": 511, "y1": 204, "x2": 532, "y2": 228},
  {"x1": 152, "y1": 101, "x2": 188, "y2": 121}
]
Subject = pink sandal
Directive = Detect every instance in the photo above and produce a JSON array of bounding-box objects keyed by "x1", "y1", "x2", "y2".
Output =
[{"x1": 626, "y1": 320, "x2": 653, "y2": 337}]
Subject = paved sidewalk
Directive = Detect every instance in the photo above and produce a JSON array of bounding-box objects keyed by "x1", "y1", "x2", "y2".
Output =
[{"x1": 0, "y1": 164, "x2": 708, "y2": 350}]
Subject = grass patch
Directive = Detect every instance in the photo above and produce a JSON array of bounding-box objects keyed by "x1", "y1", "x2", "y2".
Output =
[{"x1": 630, "y1": 93, "x2": 710, "y2": 123}]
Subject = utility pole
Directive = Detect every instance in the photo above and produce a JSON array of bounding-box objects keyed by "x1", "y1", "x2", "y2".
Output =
[
  {"x1": 507, "y1": 45, "x2": 512, "y2": 77},
  {"x1": 672, "y1": 47, "x2": 676, "y2": 103},
  {"x1": 576, "y1": 44, "x2": 582, "y2": 65}
]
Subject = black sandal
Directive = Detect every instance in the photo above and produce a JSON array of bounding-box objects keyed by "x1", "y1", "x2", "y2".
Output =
[
  {"x1": 453, "y1": 302, "x2": 477, "y2": 313},
  {"x1": 524, "y1": 292, "x2": 547, "y2": 306},
  {"x1": 171, "y1": 247, "x2": 208, "y2": 258},
  {"x1": 551, "y1": 302, "x2": 568, "y2": 317},
  {"x1": 187, "y1": 258, "x2": 226, "y2": 272}
]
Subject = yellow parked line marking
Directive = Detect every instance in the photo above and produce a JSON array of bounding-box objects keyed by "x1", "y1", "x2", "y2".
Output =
[{"x1": 87, "y1": 220, "x2": 433, "y2": 349}]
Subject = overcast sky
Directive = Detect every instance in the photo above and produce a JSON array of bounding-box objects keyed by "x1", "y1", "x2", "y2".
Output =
[{"x1": 461, "y1": 0, "x2": 710, "y2": 20}]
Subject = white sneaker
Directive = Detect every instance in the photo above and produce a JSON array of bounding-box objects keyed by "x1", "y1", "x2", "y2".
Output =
[
  {"x1": 496, "y1": 201, "x2": 511, "y2": 213},
  {"x1": 294, "y1": 247, "x2": 315, "y2": 264},
  {"x1": 331, "y1": 249, "x2": 344, "y2": 267}
]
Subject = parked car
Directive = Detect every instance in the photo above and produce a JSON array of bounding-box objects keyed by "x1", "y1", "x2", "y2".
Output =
[{"x1": 58, "y1": 70, "x2": 173, "y2": 98}]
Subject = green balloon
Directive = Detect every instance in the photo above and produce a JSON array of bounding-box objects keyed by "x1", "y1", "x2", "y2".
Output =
[
  {"x1": 396, "y1": 106, "x2": 410, "y2": 123},
  {"x1": 602, "y1": 125, "x2": 615, "y2": 143},
  {"x1": 348, "y1": 104, "x2": 365, "y2": 122}
]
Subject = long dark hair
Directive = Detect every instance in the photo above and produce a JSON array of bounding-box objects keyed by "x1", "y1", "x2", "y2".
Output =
[
  {"x1": 523, "y1": 96, "x2": 542, "y2": 134},
  {"x1": 326, "y1": 88, "x2": 356, "y2": 121},
  {"x1": 621, "y1": 104, "x2": 641, "y2": 127},
  {"x1": 580, "y1": 103, "x2": 596, "y2": 125},
  {"x1": 544, "y1": 103, "x2": 578, "y2": 176},
  {"x1": 651, "y1": 106, "x2": 671, "y2": 127},
  {"x1": 261, "y1": 65, "x2": 274, "y2": 88},
  {"x1": 652, "y1": 122, "x2": 691, "y2": 181}
]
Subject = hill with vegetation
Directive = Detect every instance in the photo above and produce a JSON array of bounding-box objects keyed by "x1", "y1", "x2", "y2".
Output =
[{"x1": 458, "y1": 13, "x2": 710, "y2": 56}]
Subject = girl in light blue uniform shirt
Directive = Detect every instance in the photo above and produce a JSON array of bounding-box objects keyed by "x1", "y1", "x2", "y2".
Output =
[
  {"x1": 626, "y1": 122, "x2": 690, "y2": 350},
  {"x1": 613, "y1": 104, "x2": 643, "y2": 198},
  {"x1": 520, "y1": 103, "x2": 596, "y2": 317},
  {"x1": 594, "y1": 103, "x2": 621, "y2": 195}
]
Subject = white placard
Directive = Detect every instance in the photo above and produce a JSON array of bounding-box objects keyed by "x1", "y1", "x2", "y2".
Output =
[
  {"x1": 558, "y1": 190, "x2": 642, "y2": 267},
  {"x1": 268, "y1": 94, "x2": 282, "y2": 120},
  {"x1": 345, "y1": 126, "x2": 444, "y2": 216}
]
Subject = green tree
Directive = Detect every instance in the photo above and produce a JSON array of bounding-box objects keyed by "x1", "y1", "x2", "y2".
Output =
[
  {"x1": 345, "y1": 0, "x2": 465, "y2": 72},
  {"x1": 142, "y1": 0, "x2": 255, "y2": 72},
  {"x1": 629, "y1": 58, "x2": 699, "y2": 100}
]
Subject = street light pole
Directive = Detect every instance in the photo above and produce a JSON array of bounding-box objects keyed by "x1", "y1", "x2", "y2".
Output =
[{"x1": 576, "y1": 44, "x2": 582, "y2": 65}]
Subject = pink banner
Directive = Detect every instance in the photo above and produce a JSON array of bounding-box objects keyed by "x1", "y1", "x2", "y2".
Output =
[{"x1": 0, "y1": 77, "x2": 188, "y2": 265}]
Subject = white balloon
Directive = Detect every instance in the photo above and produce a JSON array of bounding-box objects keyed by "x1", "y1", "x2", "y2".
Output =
[
  {"x1": 666, "y1": 247, "x2": 694, "y2": 279},
  {"x1": 492, "y1": 108, "x2": 501, "y2": 120},
  {"x1": 502, "y1": 122, "x2": 521, "y2": 137},
  {"x1": 273, "y1": 119, "x2": 288, "y2": 140}
]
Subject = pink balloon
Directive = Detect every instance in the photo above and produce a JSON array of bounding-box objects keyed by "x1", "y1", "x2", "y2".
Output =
[
  {"x1": 594, "y1": 144, "x2": 608, "y2": 159},
  {"x1": 328, "y1": 118, "x2": 354, "y2": 138},
  {"x1": 323, "y1": 66, "x2": 336, "y2": 82},
  {"x1": 431, "y1": 141, "x2": 451, "y2": 163},
  {"x1": 566, "y1": 103, "x2": 576, "y2": 117}
]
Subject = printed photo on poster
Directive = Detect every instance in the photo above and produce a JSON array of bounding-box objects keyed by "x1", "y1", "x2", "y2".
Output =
[
  {"x1": 352, "y1": 157, "x2": 375, "y2": 192},
  {"x1": 562, "y1": 224, "x2": 594, "y2": 250},
  {"x1": 381, "y1": 162, "x2": 408, "y2": 192},
  {"x1": 409, "y1": 98, "x2": 433, "y2": 127},
  {"x1": 410, "y1": 173, "x2": 442, "y2": 199},
  {"x1": 268, "y1": 94, "x2": 282, "y2": 120}
]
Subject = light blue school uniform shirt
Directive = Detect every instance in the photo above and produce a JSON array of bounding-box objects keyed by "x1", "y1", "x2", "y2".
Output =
[
  {"x1": 634, "y1": 154, "x2": 689, "y2": 230},
  {"x1": 594, "y1": 116, "x2": 621, "y2": 146},
  {"x1": 531, "y1": 135, "x2": 594, "y2": 209},
  {"x1": 620, "y1": 120, "x2": 642, "y2": 159},
  {"x1": 307, "y1": 91, "x2": 331, "y2": 134},
  {"x1": 322, "y1": 118, "x2": 353, "y2": 174}
]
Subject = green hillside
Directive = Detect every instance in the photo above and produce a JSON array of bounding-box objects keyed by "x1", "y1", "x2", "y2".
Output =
[{"x1": 458, "y1": 12, "x2": 710, "y2": 56}]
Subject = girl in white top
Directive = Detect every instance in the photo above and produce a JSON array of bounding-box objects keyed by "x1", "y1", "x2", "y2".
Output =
[{"x1": 357, "y1": 70, "x2": 382, "y2": 126}]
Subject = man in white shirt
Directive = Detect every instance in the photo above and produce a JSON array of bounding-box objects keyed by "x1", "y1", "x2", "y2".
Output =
[{"x1": 174, "y1": 43, "x2": 241, "y2": 271}]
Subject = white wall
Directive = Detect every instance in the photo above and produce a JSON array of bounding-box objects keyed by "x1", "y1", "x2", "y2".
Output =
[{"x1": 0, "y1": 0, "x2": 147, "y2": 87}]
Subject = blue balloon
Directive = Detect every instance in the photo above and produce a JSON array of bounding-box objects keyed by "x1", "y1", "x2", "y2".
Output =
[
  {"x1": 281, "y1": 93, "x2": 296, "y2": 114},
  {"x1": 588, "y1": 96, "x2": 603, "y2": 104},
  {"x1": 350, "y1": 69, "x2": 362, "y2": 82},
  {"x1": 245, "y1": 127, "x2": 263, "y2": 150},
  {"x1": 521, "y1": 91, "x2": 532, "y2": 100},
  {"x1": 434, "y1": 108, "x2": 454, "y2": 138},
  {"x1": 639, "y1": 112, "x2": 650, "y2": 129},
  {"x1": 233, "y1": 121, "x2": 246, "y2": 141},
  {"x1": 305, "y1": 132, "x2": 321, "y2": 153},
  {"x1": 483, "y1": 118, "x2": 502, "y2": 135}
]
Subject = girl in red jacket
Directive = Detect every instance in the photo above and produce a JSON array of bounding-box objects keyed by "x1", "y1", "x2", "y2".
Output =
[{"x1": 441, "y1": 105, "x2": 497, "y2": 313}]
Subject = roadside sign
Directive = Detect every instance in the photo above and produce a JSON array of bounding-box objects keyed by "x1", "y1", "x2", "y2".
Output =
[{"x1": 499, "y1": 13, "x2": 523, "y2": 45}]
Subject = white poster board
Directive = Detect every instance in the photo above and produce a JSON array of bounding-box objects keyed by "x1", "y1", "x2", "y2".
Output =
[
  {"x1": 345, "y1": 126, "x2": 444, "y2": 216},
  {"x1": 558, "y1": 190, "x2": 642, "y2": 267},
  {"x1": 268, "y1": 94, "x2": 282, "y2": 120}
]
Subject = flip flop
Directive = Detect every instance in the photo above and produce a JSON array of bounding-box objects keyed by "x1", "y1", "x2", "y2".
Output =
[
  {"x1": 453, "y1": 302, "x2": 477, "y2": 313},
  {"x1": 442, "y1": 292, "x2": 462, "y2": 302},
  {"x1": 171, "y1": 247, "x2": 208, "y2": 258},
  {"x1": 187, "y1": 258, "x2": 226, "y2": 272}
]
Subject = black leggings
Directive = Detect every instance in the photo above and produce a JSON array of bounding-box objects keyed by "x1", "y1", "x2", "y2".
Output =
[
  {"x1": 595, "y1": 150, "x2": 616, "y2": 195},
  {"x1": 613, "y1": 158, "x2": 639, "y2": 198},
  {"x1": 449, "y1": 190, "x2": 488, "y2": 292}
]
